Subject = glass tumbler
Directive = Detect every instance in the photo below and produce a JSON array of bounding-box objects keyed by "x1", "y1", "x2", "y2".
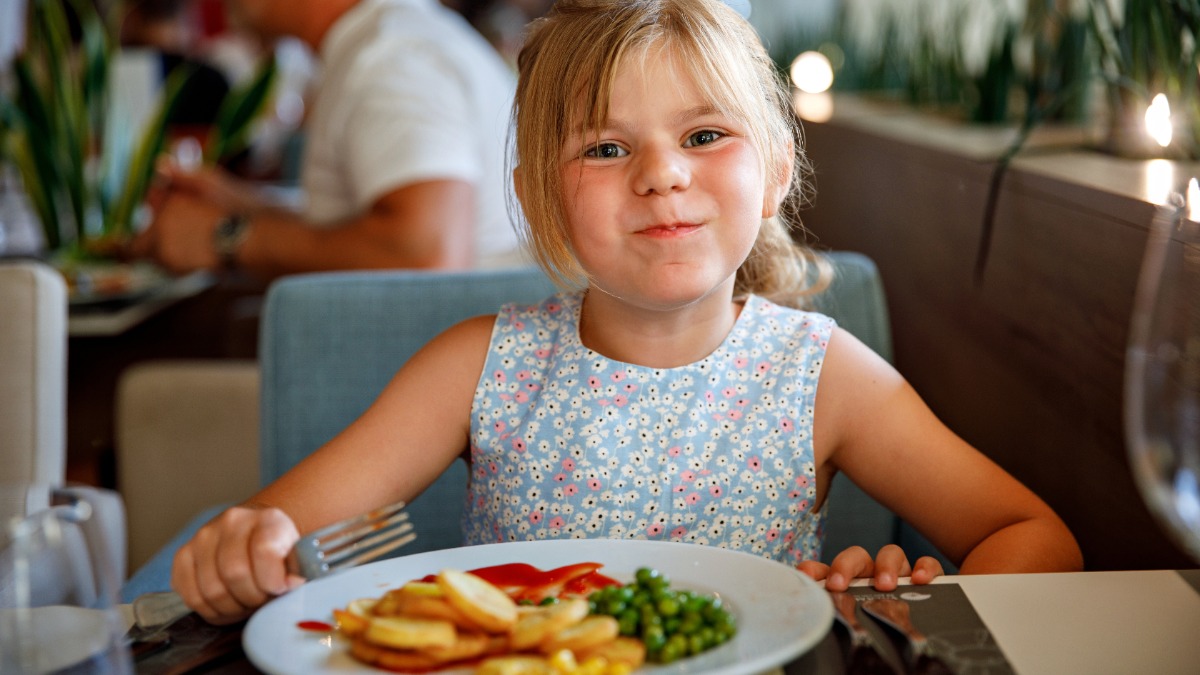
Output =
[{"x1": 0, "y1": 486, "x2": 133, "y2": 674}]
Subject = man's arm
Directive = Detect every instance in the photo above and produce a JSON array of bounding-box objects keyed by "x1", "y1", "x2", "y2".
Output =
[
  {"x1": 139, "y1": 174, "x2": 476, "y2": 278},
  {"x1": 237, "y1": 180, "x2": 476, "y2": 276}
]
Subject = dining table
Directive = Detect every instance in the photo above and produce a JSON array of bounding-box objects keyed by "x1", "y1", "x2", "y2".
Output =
[{"x1": 125, "y1": 567, "x2": 1200, "y2": 674}]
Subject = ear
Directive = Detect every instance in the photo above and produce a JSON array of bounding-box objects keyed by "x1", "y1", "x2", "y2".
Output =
[{"x1": 761, "y1": 145, "x2": 793, "y2": 219}]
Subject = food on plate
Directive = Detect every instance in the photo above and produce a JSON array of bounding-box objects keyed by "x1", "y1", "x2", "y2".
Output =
[
  {"x1": 510, "y1": 597, "x2": 589, "y2": 650},
  {"x1": 329, "y1": 564, "x2": 734, "y2": 673},
  {"x1": 439, "y1": 569, "x2": 520, "y2": 633},
  {"x1": 587, "y1": 567, "x2": 737, "y2": 664}
]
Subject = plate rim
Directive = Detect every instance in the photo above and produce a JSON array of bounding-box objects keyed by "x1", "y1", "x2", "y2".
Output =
[{"x1": 243, "y1": 539, "x2": 834, "y2": 675}]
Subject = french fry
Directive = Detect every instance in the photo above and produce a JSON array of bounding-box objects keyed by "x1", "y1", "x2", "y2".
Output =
[
  {"x1": 438, "y1": 569, "x2": 519, "y2": 634},
  {"x1": 477, "y1": 655, "x2": 555, "y2": 675},
  {"x1": 510, "y1": 598, "x2": 589, "y2": 651},
  {"x1": 363, "y1": 616, "x2": 457, "y2": 650},
  {"x1": 575, "y1": 636, "x2": 647, "y2": 669},
  {"x1": 537, "y1": 615, "x2": 620, "y2": 654}
]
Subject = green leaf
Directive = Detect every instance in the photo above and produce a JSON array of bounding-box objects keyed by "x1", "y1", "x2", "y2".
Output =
[
  {"x1": 9, "y1": 60, "x2": 66, "y2": 249},
  {"x1": 76, "y1": 0, "x2": 112, "y2": 139},
  {"x1": 106, "y1": 65, "x2": 196, "y2": 238},
  {"x1": 205, "y1": 55, "x2": 278, "y2": 164}
]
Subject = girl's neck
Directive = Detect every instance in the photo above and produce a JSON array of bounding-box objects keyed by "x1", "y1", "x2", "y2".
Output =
[{"x1": 577, "y1": 286, "x2": 744, "y2": 368}]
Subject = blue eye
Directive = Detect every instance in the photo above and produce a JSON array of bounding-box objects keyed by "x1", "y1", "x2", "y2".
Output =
[
  {"x1": 685, "y1": 130, "x2": 723, "y2": 147},
  {"x1": 584, "y1": 143, "x2": 627, "y2": 158}
]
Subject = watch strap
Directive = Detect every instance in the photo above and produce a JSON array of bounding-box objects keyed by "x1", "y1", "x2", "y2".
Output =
[{"x1": 213, "y1": 213, "x2": 251, "y2": 270}]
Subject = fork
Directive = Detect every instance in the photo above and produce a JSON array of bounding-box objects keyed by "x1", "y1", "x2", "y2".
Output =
[{"x1": 130, "y1": 500, "x2": 415, "y2": 636}]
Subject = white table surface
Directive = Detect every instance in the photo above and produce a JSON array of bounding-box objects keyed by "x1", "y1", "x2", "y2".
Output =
[
  {"x1": 920, "y1": 569, "x2": 1200, "y2": 675},
  {"x1": 118, "y1": 569, "x2": 1200, "y2": 674},
  {"x1": 68, "y1": 271, "x2": 212, "y2": 337}
]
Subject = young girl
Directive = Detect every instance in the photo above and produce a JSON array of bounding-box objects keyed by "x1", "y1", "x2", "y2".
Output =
[{"x1": 173, "y1": 0, "x2": 1082, "y2": 625}]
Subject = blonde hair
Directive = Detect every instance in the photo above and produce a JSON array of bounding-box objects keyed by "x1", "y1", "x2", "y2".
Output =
[{"x1": 511, "y1": 0, "x2": 830, "y2": 308}]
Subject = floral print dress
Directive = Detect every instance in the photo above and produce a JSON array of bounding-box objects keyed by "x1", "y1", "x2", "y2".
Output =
[{"x1": 463, "y1": 291, "x2": 835, "y2": 566}]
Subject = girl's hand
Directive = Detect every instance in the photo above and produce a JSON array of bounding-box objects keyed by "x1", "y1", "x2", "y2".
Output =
[
  {"x1": 171, "y1": 505, "x2": 305, "y2": 625},
  {"x1": 796, "y1": 544, "x2": 944, "y2": 592}
]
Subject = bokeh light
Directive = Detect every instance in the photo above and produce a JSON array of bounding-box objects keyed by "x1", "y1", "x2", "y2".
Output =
[{"x1": 790, "y1": 51, "x2": 834, "y2": 94}]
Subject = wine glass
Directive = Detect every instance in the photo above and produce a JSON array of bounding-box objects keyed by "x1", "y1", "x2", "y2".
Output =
[
  {"x1": 1124, "y1": 178, "x2": 1200, "y2": 563},
  {"x1": 0, "y1": 485, "x2": 133, "y2": 674}
]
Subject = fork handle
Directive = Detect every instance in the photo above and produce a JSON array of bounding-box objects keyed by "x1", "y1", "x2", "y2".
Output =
[{"x1": 132, "y1": 591, "x2": 193, "y2": 631}]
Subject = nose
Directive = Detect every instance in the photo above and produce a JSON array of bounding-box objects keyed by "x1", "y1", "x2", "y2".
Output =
[{"x1": 633, "y1": 145, "x2": 690, "y2": 196}]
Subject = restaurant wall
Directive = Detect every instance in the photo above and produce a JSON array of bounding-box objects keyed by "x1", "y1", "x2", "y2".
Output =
[{"x1": 798, "y1": 102, "x2": 1197, "y2": 570}]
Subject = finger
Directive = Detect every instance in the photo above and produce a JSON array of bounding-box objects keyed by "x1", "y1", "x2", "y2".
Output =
[
  {"x1": 210, "y1": 510, "x2": 272, "y2": 613},
  {"x1": 871, "y1": 544, "x2": 912, "y2": 591},
  {"x1": 794, "y1": 560, "x2": 830, "y2": 582},
  {"x1": 174, "y1": 525, "x2": 248, "y2": 625},
  {"x1": 171, "y1": 543, "x2": 220, "y2": 622},
  {"x1": 826, "y1": 546, "x2": 874, "y2": 591},
  {"x1": 909, "y1": 556, "x2": 945, "y2": 585},
  {"x1": 192, "y1": 513, "x2": 254, "y2": 622},
  {"x1": 247, "y1": 509, "x2": 301, "y2": 598}
]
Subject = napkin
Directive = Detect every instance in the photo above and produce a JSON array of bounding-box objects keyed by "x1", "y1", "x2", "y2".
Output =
[{"x1": 849, "y1": 584, "x2": 1014, "y2": 675}]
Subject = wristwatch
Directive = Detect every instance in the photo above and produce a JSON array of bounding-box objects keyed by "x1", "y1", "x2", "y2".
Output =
[{"x1": 213, "y1": 213, "x2": 251, "y2": 270}]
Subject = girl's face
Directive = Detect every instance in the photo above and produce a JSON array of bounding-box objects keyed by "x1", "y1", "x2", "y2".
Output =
[{"x1": 559, "y1": 48, "x2": 785, "y2": 312}]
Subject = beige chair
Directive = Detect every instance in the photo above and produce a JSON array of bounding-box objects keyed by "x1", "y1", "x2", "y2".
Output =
[
  {"x1": 0, "y1": 261, "x2": 66, "y2": 489},
  {"x1": 115, "y1": 360, "x2": 260, "y2": 570},
  {"x1": 0, "y1": 261, "x2": 128, "y2": 585}
]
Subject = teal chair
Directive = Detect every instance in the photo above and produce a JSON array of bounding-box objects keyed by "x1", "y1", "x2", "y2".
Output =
[{"x1": 121, "y1": 253, "x2": 947, "y2": 600}]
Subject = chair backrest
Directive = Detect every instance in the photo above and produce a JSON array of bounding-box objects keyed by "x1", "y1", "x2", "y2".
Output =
[
  {"x1": 260, "y1": 254, "x2": 922, "y2": 562},
  {"x1": 0, "y1": 261, "x2": 66, "y2": 489},
  {"x1": 261, "y1": 267, "x2": 558, "y2": 553}
]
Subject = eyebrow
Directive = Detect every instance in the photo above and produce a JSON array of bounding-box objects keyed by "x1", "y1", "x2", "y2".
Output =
[{"x1": 601, "y1": 104, "x2": 723, "y2": 136}]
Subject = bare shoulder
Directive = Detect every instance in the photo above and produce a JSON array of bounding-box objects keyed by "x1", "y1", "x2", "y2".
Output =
[
  {"x1": 820, "y1": 326, "x2": 903, "y2": 391},
  {"x1": 364, "y1": 314, "x2": 499, "y2": 435},
  {"x1": 413, "y1": 314, "x2": 499, "y2": 373},
  {"x1": 813, "y1": 326, "x2": 906, "y2": 462}
]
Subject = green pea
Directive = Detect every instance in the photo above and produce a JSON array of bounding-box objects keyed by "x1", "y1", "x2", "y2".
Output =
[
  {"x1": 642, "y1": 624, "x2": 666, "y2": 653},
  {"x1": 602, "y1": 598, "x2": 627, "y2": 615},
  {"x1": 630, "y1": 590, "x2": 650, "y2": 609},
  {"x1": 617, "y1": 608, "x2": 640, "y2": 636},
  {"x1": 702, "y1": 596, "x2": 724, "y2": 619},
  {"x1": 656, "y1": 596, "x2": 680, "y2": 617}
]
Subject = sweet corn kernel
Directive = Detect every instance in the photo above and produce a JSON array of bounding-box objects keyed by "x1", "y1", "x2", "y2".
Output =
[
  {"x1": 577, "y1": 655, "x2": 608, "y2": 675},
  {"x1": 548, "y1": 649, "x2": 578, "y2": 674}
]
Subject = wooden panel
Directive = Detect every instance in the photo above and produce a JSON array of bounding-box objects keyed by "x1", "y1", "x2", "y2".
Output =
[{"x1": 799, "y1": 114, "x2": 1194, "y2": 570}]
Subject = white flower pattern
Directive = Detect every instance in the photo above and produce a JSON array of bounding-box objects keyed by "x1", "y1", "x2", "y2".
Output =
[{"x1": 464, "y1": 292, "x2": 833, "y2": 566}]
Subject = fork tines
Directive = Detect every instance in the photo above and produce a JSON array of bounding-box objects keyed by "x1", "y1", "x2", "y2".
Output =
[{"x1": 300, "y1": 501, "x2": 416, "y2": 578}]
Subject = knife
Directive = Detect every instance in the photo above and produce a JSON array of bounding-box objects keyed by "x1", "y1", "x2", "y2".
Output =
[
  {"x1": 830, "y1": 592, "x2": 903, "y2": 675},
  {"x1": 861, "y1": 597, "x2": 955, "y2": 675}
]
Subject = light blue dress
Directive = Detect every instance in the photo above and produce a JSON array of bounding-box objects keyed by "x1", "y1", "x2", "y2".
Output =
[{"x1": 464, "y1": 291, "x2": 835, "y2": 566}]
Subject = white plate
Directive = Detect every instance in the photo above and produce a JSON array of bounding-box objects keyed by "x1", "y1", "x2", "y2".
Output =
[{"x1": 243, "y1": 540, "x2": 833, "y2": 675}]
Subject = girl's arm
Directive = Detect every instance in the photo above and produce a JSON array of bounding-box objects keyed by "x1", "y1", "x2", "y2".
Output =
[
  {"x1": 809, "y1": 327, "x2": 1083, "y2": 589},
  {"x1": 171, "y1": 314, "x2": 497, "y2": 624}
]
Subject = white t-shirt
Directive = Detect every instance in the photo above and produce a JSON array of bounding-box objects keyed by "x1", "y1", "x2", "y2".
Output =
[{"x1": 301, "y1": 0, "x2": 525, "y2": 268}]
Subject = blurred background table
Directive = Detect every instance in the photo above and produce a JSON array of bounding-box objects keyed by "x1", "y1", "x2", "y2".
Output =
[{"x1": 67, "y1": 272, "x2": 267, "y2": 488}]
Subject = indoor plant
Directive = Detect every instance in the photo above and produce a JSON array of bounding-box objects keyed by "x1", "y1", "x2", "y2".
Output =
[{"x1": 0, "y1": 0, "x2": 276, "y2": 264}]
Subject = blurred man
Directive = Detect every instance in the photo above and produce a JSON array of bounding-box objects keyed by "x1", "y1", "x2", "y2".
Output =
[{"x1": 136, "y1": 0, "x2": 525, "y2": 278}]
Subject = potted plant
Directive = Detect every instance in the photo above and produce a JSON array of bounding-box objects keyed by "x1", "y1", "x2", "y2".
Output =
[
  {"x1": 0, "y1": 0, "x2": 276, "y2": 274},
  {"x1": 1089, "y1": 0, "x2": 1200, "y2": 159}
]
